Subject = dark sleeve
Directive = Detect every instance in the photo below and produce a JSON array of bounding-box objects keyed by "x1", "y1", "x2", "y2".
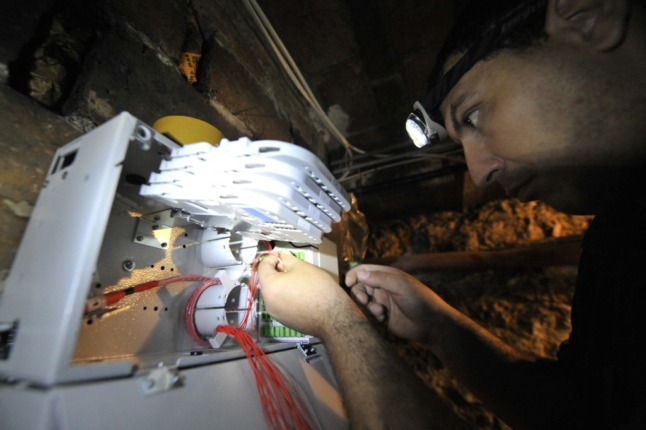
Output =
[{"x1": 556, "y1": 196, "x2": 646, "y2": 428}]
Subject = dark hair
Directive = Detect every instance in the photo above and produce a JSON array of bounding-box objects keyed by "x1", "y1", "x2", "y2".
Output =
[{"x1": 423, "y1": 0, "x2": 549, "y2": 123}]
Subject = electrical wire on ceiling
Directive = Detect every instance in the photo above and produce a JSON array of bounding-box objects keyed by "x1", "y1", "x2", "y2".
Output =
[
  {"x1": 333, "y1": 141, "x2": 465, "y2": 184},
  {"x1": 330, "y1": 140, "x2": 459, "y2": 169},
  {"x1": 336, "y1": 151, "x2": 465, "y2": 184},
  {"x1": 241, "y1": 0, "x2": 365, "y2": 156},
  {"x1": 241, "y1": 0, "x2": 467, "y2": 186}
]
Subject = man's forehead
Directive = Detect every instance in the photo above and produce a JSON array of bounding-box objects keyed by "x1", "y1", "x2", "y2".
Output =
[
  {"x1": 442, "y1": 51, "x2": 466, "y2": 75},
  {"x1": 424, "y1": 47, "x2": 487, "y2": 125},
  {"x1": 421, "y1": 0, "x2": 548, "y2": 125},
  {"x1": 438, "y1": 52, "x2": 470, "y2": 111}
]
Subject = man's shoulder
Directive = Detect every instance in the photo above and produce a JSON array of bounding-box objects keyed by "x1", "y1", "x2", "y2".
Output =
[{"x1": 583, "y1": 186, "x2": 646, "y2": 247}]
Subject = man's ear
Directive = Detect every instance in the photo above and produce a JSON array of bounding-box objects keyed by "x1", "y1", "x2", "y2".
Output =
[{"x1": 545, "y1": 0, "x2": 630, "y2": 50}]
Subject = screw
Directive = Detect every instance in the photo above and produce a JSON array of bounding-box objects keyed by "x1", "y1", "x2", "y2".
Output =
[
  {"x1": 122, "y1": 260, "x2": 136, "y2": 272},
  {"x1": 171, "y1": 375, "x2": 183, "y2": 387}
]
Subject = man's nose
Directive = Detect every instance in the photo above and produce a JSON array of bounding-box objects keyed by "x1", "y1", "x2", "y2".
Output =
[{"x1": 463, "y1": 142, "x2": 505, "y2": 188}]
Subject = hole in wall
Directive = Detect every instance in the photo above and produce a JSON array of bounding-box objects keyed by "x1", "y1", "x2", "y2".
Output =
[
  {"x1": 7, "y1": 4, "x2": 98, "y2": 110},
  {"x1": 125, "y1": 174, "x2": 148, "y2": 186}
]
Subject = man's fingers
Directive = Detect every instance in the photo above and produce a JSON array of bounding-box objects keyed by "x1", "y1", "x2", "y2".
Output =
[
  {"x1": 258, "y1": 251, "x2": 299, "y2": 275},
  {"x1": 352, "y1": 287, "x2": 369, "y2": 305},
  {"x1": 350, "y1": 283, "x2": 376, "y2": 303},
  {"x1": 367, "y1": 302, "x2": 386, "y2": 322},
  {"x1": 351, "y1": 284, "x2": 386, "y2": 320},
  {"x1": 258, "y1": 253, "x2": 279, "y2": 276},
  {"x1": 351, "y1": 283, "x2": 390, "y2": 322},
  {"x1": 345, "y1": 268, "x2": 361, "y2": 288},
  {"x1": 345, "y1": 263, "x2": 399, "y2": 286},
  {"x1": 349, "y1": 267, "x2": 409, "y2": 295}
]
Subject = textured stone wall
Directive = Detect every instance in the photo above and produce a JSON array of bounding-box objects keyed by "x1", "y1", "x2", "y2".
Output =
[
  {"x1": 1, "y1": 1, "x2": 331, "y2": 150},
  {"x1": 0, "y1": 1, "x2": 337, "y2": 277},
  {"x1": 366, "y1": 199, "x2": 592, "y2": 428},
  {"x1": 368, "y1": 199, "x2": 591, "y2": 258}
]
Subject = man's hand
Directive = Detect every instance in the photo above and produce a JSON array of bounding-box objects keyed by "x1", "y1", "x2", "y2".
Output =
[
  {"x1": 260, "y1": 255, "x2": 469, "y2": 429},
  {"x1": 346, "y1": 264, "x2": 451, "y2": 343},
  {"x1": 258, "y1": 251, "x2": 362, "y2": 337}
]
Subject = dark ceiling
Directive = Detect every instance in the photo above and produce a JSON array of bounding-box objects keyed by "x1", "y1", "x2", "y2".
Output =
[
  {"x1": 254, "y1": 0, "x2": 478, "y2": 220},
  {"x1": 1, "y1": 0, "x2": 484, "y2": 222}
]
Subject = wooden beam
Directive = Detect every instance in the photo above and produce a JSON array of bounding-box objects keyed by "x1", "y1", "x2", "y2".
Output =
[{"x1": 368, "y1": 237, "x2": 583, "y2": 272}]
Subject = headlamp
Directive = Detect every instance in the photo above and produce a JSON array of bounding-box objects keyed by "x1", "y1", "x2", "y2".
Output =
[
  {"x1": 405, "y1": 101, "x2": 447, "y2": 148},
  {"x1": 404, "y1": 40, "x2": 487, "y2": 149},
  {"x1": 405, "y1": 0, "x2": 543, "y2": 149}
]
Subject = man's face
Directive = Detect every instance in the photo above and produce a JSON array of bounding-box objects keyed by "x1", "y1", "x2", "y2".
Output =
[{"x1": 438, "y1": 48, "x2": 616, "y2": 214}]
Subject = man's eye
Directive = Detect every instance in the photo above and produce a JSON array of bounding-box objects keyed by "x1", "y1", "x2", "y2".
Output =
[{"x1": 464, "y1": 110, "x2": 479, "y2": 128}]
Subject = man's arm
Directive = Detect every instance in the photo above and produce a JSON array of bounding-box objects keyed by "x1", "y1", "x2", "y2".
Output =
[
  {"x1": 348, "y1": 265, "x2": 583, "y2": 430},
  {"x1": 320, "y1": 304, "x2": 468, "y2": 429},
  {"x1": 258, "y1": 252, "x2": 468, "y2": 429},
  {"x1": 428, "y1": 301, "x2": 582, "y2": 429}
]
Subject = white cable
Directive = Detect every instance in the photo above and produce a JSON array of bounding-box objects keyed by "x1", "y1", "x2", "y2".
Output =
[
  {"x1": 339, "y1": 154, "x2": 464, "y2": 182},
  {"x1": 240, "y1": 1, "x2": 467, "y2": 185},
  {"x1": 242, "y1": 0, "x2": 365, "y2": 155},
  {"x1": 335, "y1": 150, "x2": 465, "y2": 183},
  {"x1": 245, "y1": 0, "x2": 347, "y2": 148},
  {"x1": 244, "y1": 0, "x2": 336, "y2": 141}
]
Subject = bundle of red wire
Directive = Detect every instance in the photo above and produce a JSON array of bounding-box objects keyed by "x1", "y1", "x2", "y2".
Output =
[
  {"x1": 238, "y1": 249, "x2": 273, "y2": 330},
  {"x1": 215, "y1": 249, "x2": 316, "y2": 430},
  {"x1": 90, "y1": 245, "x2": 316, "y2": 429},
  {"x1": 216, "y1": 324, "x2": 315, "y2": 430}
]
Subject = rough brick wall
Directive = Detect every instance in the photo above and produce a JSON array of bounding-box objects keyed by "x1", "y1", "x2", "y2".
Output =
[{"x1": 0, "y1": 0, "x2": 334, "y2": 276}]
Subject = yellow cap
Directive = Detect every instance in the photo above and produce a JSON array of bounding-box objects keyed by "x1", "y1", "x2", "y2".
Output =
[{"x1": 152, "y1": 115, "x2": 223, "y2": 145}]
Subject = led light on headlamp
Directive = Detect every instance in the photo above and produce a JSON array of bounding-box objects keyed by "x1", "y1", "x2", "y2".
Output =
[{"x1": 405, "y1": 101, "x2": 447, "y2": 148}]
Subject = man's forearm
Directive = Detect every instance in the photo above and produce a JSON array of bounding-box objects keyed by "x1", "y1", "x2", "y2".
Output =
[
  {"x1": 320, "y1": 307, "x2": 468, "y2": 429},
  {"x1": 429, "y1": 306, "x2": 582, "y2": 429}
]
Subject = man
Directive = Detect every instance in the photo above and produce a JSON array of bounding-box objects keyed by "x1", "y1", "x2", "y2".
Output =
[{"x1": 259, "y1": 0, "x2": 646, "y2": 428}]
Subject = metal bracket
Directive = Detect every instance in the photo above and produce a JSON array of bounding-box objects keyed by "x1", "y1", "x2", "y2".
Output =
[
  {"x1": 139, "y1": 365, "x2": 184, "y2": 396},
  {"x1": 297, "y1": 342, "x2": 320, "y2": 364},
  {"x1": 133, "y1": 209, "x2": 177, "y2": 249},
  {"x1": 0, "y1": 321, "x2": 18, "y2": 360}
]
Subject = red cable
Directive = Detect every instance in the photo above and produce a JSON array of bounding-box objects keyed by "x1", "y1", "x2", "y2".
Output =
[
  {"x1": 216, "y1": 325, "x2": 315, "y2": 430},
  {"x1": 259, "y1": 240, "x2": 273, "y2": 251},
  {"x1": 213, "y1": 248, "x2": 316, "y2": 430},
  {"x1": 86, "y1": 274, "x2": 216, "y2": 314},
  {"x1": 105, "y1": 247, "x2": 313, "y2": 429},
  {"x1": 184, "y1": 277, "x2": 223, "y2": 347},
  {"x1": 238, "y1": 250, "x2": 273, "y2": 330}
]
